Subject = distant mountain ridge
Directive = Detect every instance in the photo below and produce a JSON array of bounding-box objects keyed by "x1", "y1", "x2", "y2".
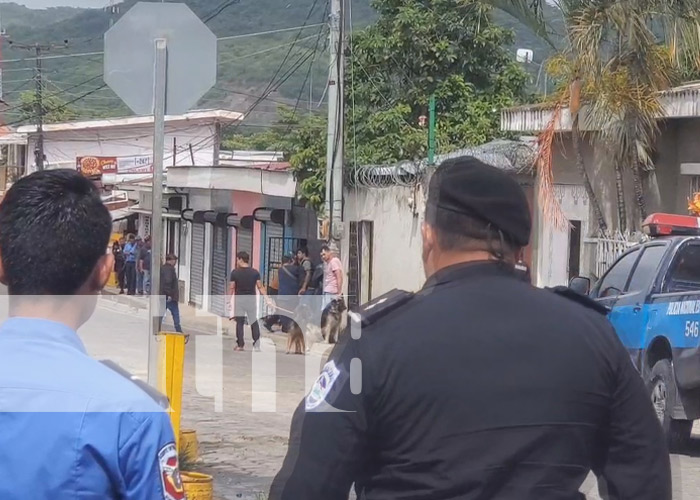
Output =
[{"x1": 0, "y1": 0, "x2": 559, "y2": 122}]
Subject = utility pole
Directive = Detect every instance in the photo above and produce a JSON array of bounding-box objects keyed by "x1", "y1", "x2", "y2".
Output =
[
  {"x1": 34, "y1": 45, "x2": 44, "y2": 170},
  {"x1": 9, "y1": 40, "x2": 68, "y2": 171},
  {"x1": 428, "y1": 94, "x2": 436, "y2": 165},
  {"x1": 0, "y1": 5, "x2": 7, "y2": 104},
  {"x1": 324, "y1": 0, "x2": 345, "y2": 251},
  {"x1": 107, "y1": 0, "x2": 120, "y2": 28}
]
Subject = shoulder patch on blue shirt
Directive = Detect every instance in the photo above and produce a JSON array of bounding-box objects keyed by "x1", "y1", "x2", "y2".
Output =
[{"x1": 158, "y1": 443, "x2": 185, "y2": 500}]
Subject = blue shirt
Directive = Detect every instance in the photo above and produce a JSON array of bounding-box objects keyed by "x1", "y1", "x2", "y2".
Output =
[
  {"x1": 124, "y1": 242, "x2": 138, "y2": 263},
  {"x1": 0, "y1": 318, "x2": 181, "y2": 499}
]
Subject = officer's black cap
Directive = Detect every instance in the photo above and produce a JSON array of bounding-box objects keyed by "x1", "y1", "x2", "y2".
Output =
[{"x1": 426, "y1": 156, "x2": 531, "y2": 247}]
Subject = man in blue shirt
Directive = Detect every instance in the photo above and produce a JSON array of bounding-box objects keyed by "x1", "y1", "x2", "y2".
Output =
[
  {"x1": 0, "y1": 169, "x2": 183, "y2": 499},
  {"x1": 123, "y1": 233, "x2": 138, "y2": 295}
]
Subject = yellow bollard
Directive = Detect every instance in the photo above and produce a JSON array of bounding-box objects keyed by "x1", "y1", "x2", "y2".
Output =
[
  {"x1": 157, "y1": 331, "x2": 186, "y2": 451},
  {"x1": 181, "y1": 472, "x2": 213, "y2": 500},
  {"x1": 179, "y1": 428, "x2": 199, "y2": 463},
  {"x1": 107, "y1": 271, "x2": 118, "y2": 288}
]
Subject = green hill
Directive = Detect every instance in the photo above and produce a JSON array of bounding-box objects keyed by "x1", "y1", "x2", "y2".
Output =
[{"x1": 0, "y1": 0, "x2": 559, "y2": 125}]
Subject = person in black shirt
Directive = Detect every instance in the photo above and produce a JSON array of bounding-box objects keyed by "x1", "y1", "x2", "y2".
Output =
[
  {"x1": 229, "y1": 251, "x2": 272, "y2": 352},
  {"x1": 270, "y1": 156, "x2": 671, "y2": 500},
  {"x1": 112, "y1": 238, "x2": 126, "y2": 294},
  {"x1": 159, "y1": 253, "x2": 182, "y2": 333},
  {"x1": 137, "y1": 235, "x2": 151, "y2": 295}
]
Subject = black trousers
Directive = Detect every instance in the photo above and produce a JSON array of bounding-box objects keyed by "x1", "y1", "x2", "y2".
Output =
[
  {"x1": 234, "y1": 301, "x2": 260, "y2": 348},
  {"x1": 125, "y1": 262, "x2": 137, "y2": 295},
  {"x1": 116, "y1": 265, "x2": 126, "y2": 291},
  {"x1": 235, "y1": 316, "x2": 261, "y2": 348}
]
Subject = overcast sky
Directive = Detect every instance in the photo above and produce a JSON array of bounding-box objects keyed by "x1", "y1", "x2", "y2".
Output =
[{"x1": 7, "y1": 0, "x2": 100, "y2": 8}]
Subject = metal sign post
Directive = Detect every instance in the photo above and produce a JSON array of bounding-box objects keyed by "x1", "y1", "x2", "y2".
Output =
[
  {"x1": 104, "y1": 2, "x2": 217, "y2": 385},
  {"x1": 148, "y1": 38, "x2": 167, "y2": 387}
]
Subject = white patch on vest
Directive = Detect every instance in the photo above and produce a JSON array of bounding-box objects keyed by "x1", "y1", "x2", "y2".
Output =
[{"x1": 306, "y1": 360, "x2": 341, "y2": 411}]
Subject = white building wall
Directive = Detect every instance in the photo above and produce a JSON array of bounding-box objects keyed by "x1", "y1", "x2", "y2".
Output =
[
  {"x1": 343, "y1": 184, "x2": 427, "y2": 297},
  {"x1": 536, "y1": 184, "x2": 591, "y2": 288},
  {"x1": 27, "y1": 122, "x2": 217, "y2": 172}
]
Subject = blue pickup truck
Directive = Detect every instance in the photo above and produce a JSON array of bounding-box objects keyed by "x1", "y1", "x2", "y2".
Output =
[{"x1": 576, "y1": 213, "x2": 700, "y2": 448}]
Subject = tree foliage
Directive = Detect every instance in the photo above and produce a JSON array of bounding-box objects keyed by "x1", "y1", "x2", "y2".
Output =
[
  {"x1": 347, "y1": 0, "x2": 528, "y2": 165},
  {"x1": 533, "y1": 0, "x2": 700, "y2": 232},
  {"x1": 19, "y1": 90, "x2": 77, "y2": 124},
  {"x1": 229, "y1": 0, "x2": 530, "y2": 207}
]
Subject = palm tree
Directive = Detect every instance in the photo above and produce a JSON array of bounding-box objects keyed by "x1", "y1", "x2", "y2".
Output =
[{"x1": 494, "y1": 0, "x2": 700, "y2": 232}]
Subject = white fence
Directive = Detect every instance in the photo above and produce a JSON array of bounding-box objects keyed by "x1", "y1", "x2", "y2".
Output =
[{"x1": 585, "y1": 231, "x2": 642, "y2": 280}]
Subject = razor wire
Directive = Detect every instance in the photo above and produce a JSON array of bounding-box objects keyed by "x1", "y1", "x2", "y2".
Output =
[{"x1": 349, "y1": 139, "x2": 539, "y2": 189}]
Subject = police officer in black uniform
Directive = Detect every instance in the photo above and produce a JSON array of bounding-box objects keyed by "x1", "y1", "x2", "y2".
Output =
[{"x1": 269, "y1": 156, "x2": 671, "y2": 500}]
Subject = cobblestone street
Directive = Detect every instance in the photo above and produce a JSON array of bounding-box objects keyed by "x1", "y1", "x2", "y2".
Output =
[{"x1": 76, "y1": 294, "x2": 700, "y2": 499}]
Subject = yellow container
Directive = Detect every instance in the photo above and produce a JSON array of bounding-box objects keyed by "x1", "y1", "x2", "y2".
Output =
[
  {"x1": 179, "y1": 428, "x2": 199, "y2": 463},
  {"x1": 157, "y1": 332, "x2": 186, "y2": 450},
  {"x1": 181, "y1": 472, "x2": 213, "y2": 500}
]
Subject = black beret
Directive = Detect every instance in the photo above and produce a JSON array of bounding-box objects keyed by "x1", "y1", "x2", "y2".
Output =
[{"x1": 427, "y1": 156, "x2": 531, "y2": 247}]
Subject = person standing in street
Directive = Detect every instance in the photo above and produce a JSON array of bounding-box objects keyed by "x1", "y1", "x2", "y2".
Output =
[
  {"x1": 123, "y1": 233, "x2": 138, "y2": 295},
  {"x1": 297, "y1": 247, "x2": 313, "y2": 295},
  {"x1": 135, "y1": 236, "x2": 145, "y2": 295},
  {"x1": 321, "y1": 244, "x2": 343, "y2": 311},
  {"x1": 270, "y1": 156, "x2": 671, "y2": 500},
  {"x1": 229, "y1": 251, "x2": 273, "y2": 352},
  {"x1": 277, "y1": 254, "x2": 300, "y2": 333},
  {"x1": 112, "y1": 238, "x2": 126, "y2": 294},
  {"x1": 138, "y1": 235, "x2": 152, "y2": 295},
  {"x1": 160, "y1": 253, "x2": 183, "y2": 333},
  {"x1": 0, "y1": 169, "x2": 183, "y2": 499}
]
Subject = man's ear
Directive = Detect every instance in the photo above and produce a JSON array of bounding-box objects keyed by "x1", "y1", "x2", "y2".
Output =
[
  {"x1": 92, "y1": 254, "x2": 114, "y2": 292},
  {"x1": 0, "y1": 249, "x2": 7, "y2": 286}
]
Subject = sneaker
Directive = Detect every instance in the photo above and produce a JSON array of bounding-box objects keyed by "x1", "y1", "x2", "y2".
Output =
[{"x1": 253, "y1": 341, "x2": 261, "y2": 352}]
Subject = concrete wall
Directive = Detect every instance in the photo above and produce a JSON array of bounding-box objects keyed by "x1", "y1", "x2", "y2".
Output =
[
  {"x1": 231, "y1": 191, "x2": 263, "y2": 271},
  {"x1": 343, "y1": 183, "x2": 427, "y2": 297},
  {"x1": 28, "y1": 122, "x2": 217, "y2": 172}
]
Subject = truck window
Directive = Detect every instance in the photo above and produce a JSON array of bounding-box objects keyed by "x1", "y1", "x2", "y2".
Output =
[
  {"x1": 596, "y1": 249, "x2": 639, "y2": 298},
  {"x1": 666, "y1": 244, "x2": 700, "y2": 293},
  {"x1": 626, "y1": 245, "x2": 667, "y2": 293}
]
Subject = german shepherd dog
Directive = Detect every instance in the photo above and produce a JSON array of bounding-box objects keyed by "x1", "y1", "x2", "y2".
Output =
[{"x1": 321, "y1": 298, "x2": 347, "y2": 344}]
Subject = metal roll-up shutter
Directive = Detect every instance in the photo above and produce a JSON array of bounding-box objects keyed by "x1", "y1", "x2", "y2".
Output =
[
  {"x1": 237, "y1": 227, "x2": 253, "y2": 262},
  {"x1": 189, "y1": 222, "x2": 205, "y2": 306},
  {"x1": 263, "y1": 222, "x2": 284, "y2": 285},
  {"x1": 209, "y1": 224, "x2": 229, "y2": 316}
]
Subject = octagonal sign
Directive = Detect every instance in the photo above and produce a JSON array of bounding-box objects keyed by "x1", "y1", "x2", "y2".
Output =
[{"x1": 104, "y1": 2, "x2": 217, "y2": 116}]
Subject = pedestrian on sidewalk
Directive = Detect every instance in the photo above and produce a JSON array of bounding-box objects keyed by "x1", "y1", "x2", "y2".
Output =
[
  {"x1": 0, "y1": 169, "x2": 181, "y2": 499},
  {"x1": 277, "y1": 255, "x2": 300, "y2": 332},
  {"x1": 229, "y1": 251, "x2": 273, "y2": 352},
  {"x1": 135, "y1": 236, "x2": 145, "y2": 295},
  {"x1": 138, "y1": 235, "x2": 152, "y2": 295},
  {"x1": 112, "y1": 238, "x2": 126, "y2": 294},
  {"x1": 296, "y1": 247, "x2": 313, "y2": 295},
  {"x1": 123, "y1": 233, "x2": 138, "y2": 295},
  {"x1": 160, "y1": 254, "x2": 182, "y2": 333},
  {"x1": 321, "y1": 244, "x2": 344, "y2": 311}
]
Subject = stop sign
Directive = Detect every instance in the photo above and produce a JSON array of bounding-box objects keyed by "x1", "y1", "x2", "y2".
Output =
[{"x1": 104, "y1": 2, "x2": 217, "y2": 116}]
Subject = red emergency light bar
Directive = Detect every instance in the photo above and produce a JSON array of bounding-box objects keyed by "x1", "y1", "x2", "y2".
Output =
[{"x1": 643, "y1": 213, "x2": 700, "y2": 237}]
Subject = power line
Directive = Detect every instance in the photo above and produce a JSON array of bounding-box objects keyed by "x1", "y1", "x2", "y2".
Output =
[
  {"x1": 203, "y1": 0, "x2": 241, "y2": 24},
  {"x1": 217, "y1": 23, "x2": 325, "y2": 42},
  {"x1": 1, "y1": 24, "x2": 328, "y2": 65},
  {"x1": 219, "y1": 34, "x2": 321, "y2": 64}
]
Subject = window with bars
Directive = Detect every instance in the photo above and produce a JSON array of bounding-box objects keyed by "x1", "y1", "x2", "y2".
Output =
[{"x1": 691, "y1": 176, "x2": 700, "y2": 198}]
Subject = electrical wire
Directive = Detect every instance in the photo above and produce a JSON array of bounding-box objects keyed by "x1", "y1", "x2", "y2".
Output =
[{"x1": 202, "y1": 0, "x2": 241, "y2": 24}]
